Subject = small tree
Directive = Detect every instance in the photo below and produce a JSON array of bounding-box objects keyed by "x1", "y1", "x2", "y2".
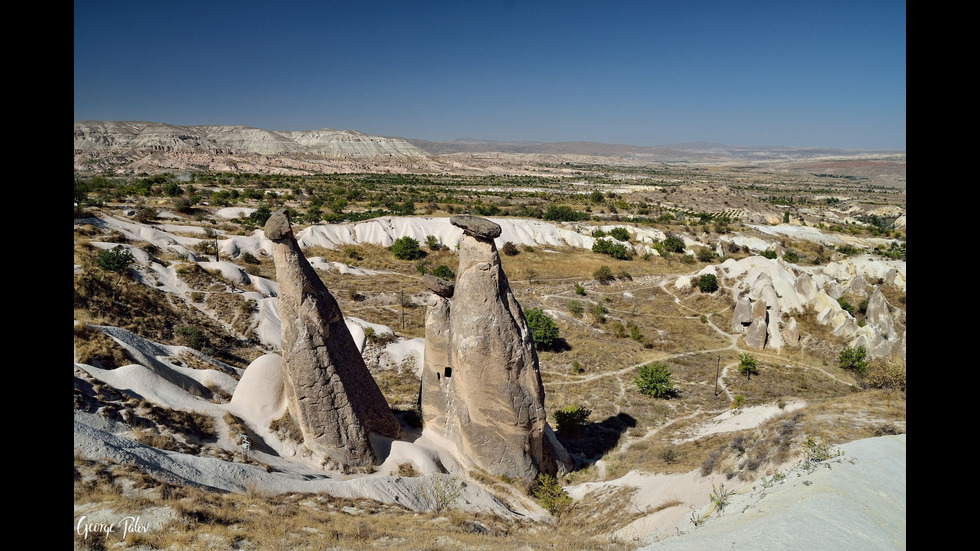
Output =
[
  {"x1": 425, "y1": 235, "x2": 441, "y2": 250},
  {"x1": 574, "y1": 282, "x2": 586, "y2": 296},
  {"x1": 532, "y1": 474, "x2": 573, "y2": 518},
  {"x1": 634, "y1": 362, "x2": 678, "y2": 398},
  {"x1": 698, "y1": 273, "x2": 719, "y2": 293},
  {"x1": 552, "y1": 404, "x2": 591, "y2": 435},
  {"x1": 97, "y1": 246, "x2": 135, "y2": 284},
  {"x1": 738, "y1": 353, "x2": 758, "y2": 381},
  {"x1": 525, "y1": 308, "x2": 560, "y2": 350},
  {"x1": 390, "y1": 236, "x2": 422, "y2": 260},
  {"x1": 838, "y1": 346, "x2": 869, "y2": 376}
]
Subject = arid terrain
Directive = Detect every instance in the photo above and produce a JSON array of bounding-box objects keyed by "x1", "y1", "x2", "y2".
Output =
[{"x1": 74, "y1": 122, "x2": 905, "y2": 550}]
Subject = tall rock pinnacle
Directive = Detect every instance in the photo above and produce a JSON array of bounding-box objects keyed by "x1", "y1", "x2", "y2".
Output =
[
  {"x1": 265, "y1": 210, "x2": 399, "y2": 467},
  {"x1": 421, "y1": 215, "x2": 570, "y2": 482}
]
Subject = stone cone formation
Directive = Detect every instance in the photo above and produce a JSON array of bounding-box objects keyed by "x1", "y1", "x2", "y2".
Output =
[
  {"x1": 265, "y1": 210, "x2": 399, "y2": 467},
  {"x1": 421, "y1": 215, "x2": 570, "y2": 483}
]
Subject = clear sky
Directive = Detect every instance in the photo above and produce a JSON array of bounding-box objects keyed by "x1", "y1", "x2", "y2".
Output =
[{"x1": 74, "y1": 1, "x2": 906, "y2": 149}]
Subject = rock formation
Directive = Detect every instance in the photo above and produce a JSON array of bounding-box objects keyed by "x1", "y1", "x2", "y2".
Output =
[
  {"x1": 265, "y1": 210, "x2": 399, "y2": 467},
  {"x1": 420, "y1": 215, "x2": 570, "y2": 483}
]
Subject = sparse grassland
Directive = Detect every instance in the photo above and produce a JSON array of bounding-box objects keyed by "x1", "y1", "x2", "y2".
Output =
[{"x1": 74, "y1": 162, "x2": 905, "y2": 549}]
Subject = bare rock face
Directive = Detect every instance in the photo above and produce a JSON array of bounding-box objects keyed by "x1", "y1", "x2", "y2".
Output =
[
  {"x1": 421, "y1": 216, "x2": 569, "y2": 483},
  {"x1": 265, "y1": 210, "x2": 399, "y2": 467},
  {"x1": 865, "y1": 287, "x2": 896, "y2": 340},
  {"x1": 422, "y1": 274, "x2": 455, "y2": 298},
  {"x1": 450, "y1": 214, "x2": 502, "y2": 239},
  {"x1": 732, "y1": 296, "x2": 753, "y2": 332},
  {"x1": 782, "y1": 317, "x2": 800, "y2": 347},
  {"x1": 744, "y1": 317, "x2": 769, "y2": 349}
]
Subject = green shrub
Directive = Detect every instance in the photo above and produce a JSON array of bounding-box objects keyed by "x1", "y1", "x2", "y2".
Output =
[
  {"x1": 591, "y1": 303, "x2": 607, "y2": 324},
  {"x1": 532, "y1": 474, "x2": 573, "y2": 518},
  {"x1": 662, "y1": 234, "x2": 685, "y2": 253},
  {"x1": 761, "y1": 249, "x2": 778, "y2": 259},
  {"x1": 609, "y1": 227, "x2": 630, "y2": 241},
  {"x1": 634, "y1": 362, "x2": 678, "y2": 398},
  {"x1": 837, "y1": 298, "x2": 855, "y2": 315},
  {"x1": 837, "y1": 346, "x2": 869, "y2": 376},
  {"x1": 594, "y1": 265, "x2": 614, "y2": 284},
  {"x1": 567, "y1": 300, "x2": 584, "y2": 317},
  {"x1": 543, "y1": 205, "x2": 587, "y2": 222},
  {"x1": 390, "y1": 236, "x2": 422, "y2": 260},
  {"x1": 592, "y1": 238, "x2": 632, "y2": 260},
  {"x1": 698, "y1": 274, "x2": 719, "y2": 293},
  {"x1": 525, "y1": 308, "x2": 560, "y2": 350},
  {"x1": 432, "y1": 265, "x2": 455, "y2": 280},
  {"x1": 611, "y1": 321, "x2": 627, "y2": 338},
  {"x1": 240, "y1": 251, "x2": 260, "y2": 264},
  {"x1": 97, "y1": 246, "x2": 135, "y2": 281},
  {"x1": 574, "y1": 282, "x2": 586, "y2": 296},
  {"x1": 176, "y1": 325, "x2": 209, "y2": 351},
  {"x1": 425, "y1": 235, "x2": 441, "y2": 250},
  {"x1": 552, "y1": 404, "x2": 591, "y2": 435},
  {"x1": 135, "y1": 207, "x2": 157, "y2": 223}
]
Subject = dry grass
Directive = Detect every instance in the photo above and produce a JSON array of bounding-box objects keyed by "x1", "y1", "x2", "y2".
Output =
[
  {"x1": 74, "y1": 458, "x2": 641, "y2": 551},
  {"x1": 73, "y1": 324, "x2": 132, "y2": 368},
  {"x1": 269, "y1": 411, "x2": 302, "y2": 442}
]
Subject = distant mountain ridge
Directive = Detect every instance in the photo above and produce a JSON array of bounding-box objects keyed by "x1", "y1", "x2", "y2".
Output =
[
  {"x1": 74, "y1": 121, "x2": 428, "y2": 158},
  {"x1": 73, "y1": 121, "x2": 906, "y2": 175}
]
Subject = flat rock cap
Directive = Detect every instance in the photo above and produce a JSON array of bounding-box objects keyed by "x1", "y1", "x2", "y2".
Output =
[
  {"x1": 422, "y1": 274, "x2": 455, "y2": 298},
  {"x1": 264, "y1": 209, "x2": 293, "y2": 241},
  {"x1": 450, "y1": 215, "x2": 501, "y2": 239}
]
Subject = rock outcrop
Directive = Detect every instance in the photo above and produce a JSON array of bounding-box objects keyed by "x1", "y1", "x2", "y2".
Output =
[
  {"x1": 265, "y1": 210, "x2": 399, "y2": 467},
  {"x1": 420, "y1": 215, "x2": 570, "y2": 483}
]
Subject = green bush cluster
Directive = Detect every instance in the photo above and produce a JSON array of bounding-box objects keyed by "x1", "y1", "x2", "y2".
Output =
[
  {"x1": 698, "y1": 273, "x2": 719, "y2": 293},
  {"x1": 634, "y1": 362, "x2": 678, "y2": 398},
  {"x1": 432, "y1": 265, "x2": 455, "y2": 280},
  {"x1": 525, "y1": 308, "x2": 560, "y2": 350},
  {"x1": 608, "y1": 227, "x2": 630, "y2": 241},
  {"x1": 837, "y1": 346, "x2": 868, "y2": 376},
  {"x1": 592, "y1": 238, "x2": 632, "y2": 260},
  {"x1": 390, "y1": 236, "x2": 422, "y2": 260},
  {"x1": 543, "y1": 205, "x2": 588, "y2": 222}
]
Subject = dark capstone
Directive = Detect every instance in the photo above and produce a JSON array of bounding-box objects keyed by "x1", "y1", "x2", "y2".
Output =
[
  {"x1": 264, "y1": 209, "x2": 292, "y2": 241},
  {"x1": 450, "y1": 215, "x2": 501, "y2": 239},
  {"x1": 422, "y1": 274, "x2": 455, "y2": 298}
]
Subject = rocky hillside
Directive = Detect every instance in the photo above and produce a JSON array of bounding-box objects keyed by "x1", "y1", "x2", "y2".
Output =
[{"x1": 74, "y1": 121, "x2": 434, "y2": 174}]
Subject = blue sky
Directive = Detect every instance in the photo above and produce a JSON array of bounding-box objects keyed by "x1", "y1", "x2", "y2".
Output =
[{"x1": 74, "y1": 1, "x2": 906, "y2": 149}]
